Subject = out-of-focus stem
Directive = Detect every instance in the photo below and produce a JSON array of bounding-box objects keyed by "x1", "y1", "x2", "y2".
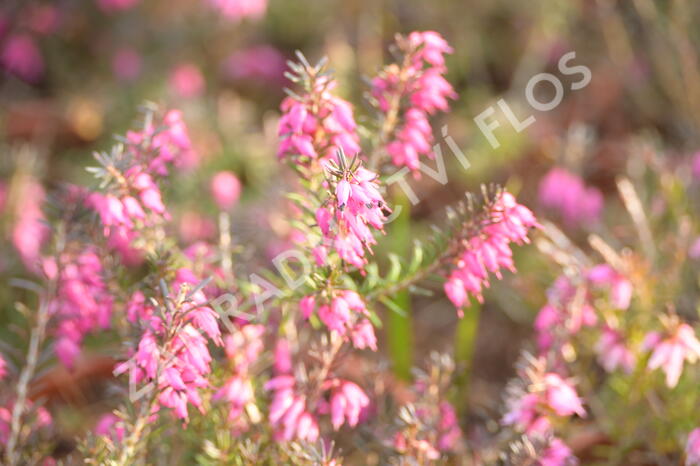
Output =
[
  {"x1": 4, "y1": 284, "x2": 53, "y2": 466},
  {"x1": 219, "y1": 211, "x2": 234, "y2": 282}
]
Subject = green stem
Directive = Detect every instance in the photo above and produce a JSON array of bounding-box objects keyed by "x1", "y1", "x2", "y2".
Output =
[{"x1": 453, "y1": 302, "x2": 481, "y2": 414}]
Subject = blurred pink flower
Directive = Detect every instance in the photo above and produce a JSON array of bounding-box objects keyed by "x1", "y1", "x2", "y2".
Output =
[
  {"x1": 691, "y1": 238, "x2": 700, "y2": 260},
  {"x1": 223, "y1": 45, "x2": 285, "y2": 84},
  {"x1": 540, "y1": 437, "x2": 577, "y2": 466},
  {"x1": 169, "y1": 63, "x2": 204, "y2": 98},
  {"x1": 595, "y1": 327, "x2": 635, "y2": 373},
  {"x1": 179, "y1": 211, "x2": 216, "y2": 243},
  {"x1": 586, "y1": 264, "x2": 633, "y2": 310},
  {"x1": 692, "y1": 152, "x2": 700, "y2": 180},
  {"x1": 543, "y1": 373, "x2": 585, "y2": 417},
  {"x1": 1, "y1": 34, "x2": 44, "y2": 82},
  {"x1": 538, "y1": 168, "x2": 603, "y2": 227},
  {"x1": 210, "y1": 171, "x2": 242, "y2": 210},
  {"x1": 644, "y1": 322, "x2": 700, "y2": 388},
  {"x1": 208, "y1": 0, "x2": 267, "y2": 21},
  {"x1": 95, "y1": 414, "x2": 125, "y2": 441},
  {"x1": 11, "y1": 179, "x2": 48, "y2": 272},
  {"x1": 97, "y1": 0, "x2": 139, "y2": 13},
  {"x1": 112, "y1": 48, "x2": 142, "y2": 82},
  {"x1": 327, "y1": 379, "x2": 370, "y2": 430},
  {"x1": 24, "y1": 5, "x2": 61, "y2": 36},
  {"x1": 0, "y1": 354, "x2": 6, "y2": 381},
  {"x1": 687, "y1": 428, "x2": 700, "y2": 466}
]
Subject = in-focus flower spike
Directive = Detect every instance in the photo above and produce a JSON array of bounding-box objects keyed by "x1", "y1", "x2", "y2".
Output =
[
  {"x1": 444, "y1": 190, "x2": 538, "y2": 317},
  {"x1": 371, "y1": 31, "x2": 457, "y2": 174},
  {"x1": 278, "y1": 55, "x2": 360, "y2": 164},
  {"x1": 315, "y1": 148, "x2": 389, "y2": 271}
]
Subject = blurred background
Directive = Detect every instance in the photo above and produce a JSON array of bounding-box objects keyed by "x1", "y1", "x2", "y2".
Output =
[{"x1": 2, "y1": 0, "x2": 700, "y2": 457}]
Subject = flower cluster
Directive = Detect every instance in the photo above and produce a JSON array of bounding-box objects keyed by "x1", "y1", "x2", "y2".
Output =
[
  {"x1": 264, "y1": 339, "x2": 371, "y2": 442},
  {"x1": 115, "y1": 268, "x2": 222, "y2": 423},
  {"x1": 643, "y1": 317, "x2": 700, "y2": 388},
  {"x1": 300, "y1": 290, "x2": 377, "y2": 351},
  {"x1": 213, "y1": 324, "x2": 265, "y2": 431},
  {"x1": 534, "y1": 264, "x2": 632, "y2": 357},
  {"x1": 503, "y1": 355, "x2": 585, "y2": 435},
  {"x1": 126, "y1": 109, "x2": 198, "y2": 175},
  {"x1": 44, "y1": 248, "x2": 114, "y2": 368},
  {"x1": 315, "y1": 157, "x2": 388, "y2": 270},
  {"x1": 443, "y1": 191, "x2": 538, "y2": 316},
  {"x1": 278, "y1": 63, "x2": 360, "y2": 163},
  {"x1": 538, "y1": 168, "x2": 603, "y2": 227},
  {"x1": 371, "y1": 31, "x2": 457, "y2": 173}
]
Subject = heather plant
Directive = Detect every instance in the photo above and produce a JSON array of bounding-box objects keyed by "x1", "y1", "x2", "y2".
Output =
[{"x1": 1, "y1": 24, "x2": 700, "y2": 466}]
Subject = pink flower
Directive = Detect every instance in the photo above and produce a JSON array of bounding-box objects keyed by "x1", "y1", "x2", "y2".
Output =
[
  {"x1": 540, "y1": 437, "x2": 577, "y2": 466},
  {"x1": 586, "y1": 264, "x2": 632, "y2": 310},
  {"x1": 112, "y1": 48, "x2": 142, "y2": 82},
  {"x1": 210, "y1": 171, "x2": 242, "y2": 210},
  {"x1": 328, "y1": 380, "x2": 370, "y2": 430},
  {"x1": 692, "y1": 152, "x2": 700, "y2": 180},
  {"x1": 278, "y1": 70, "x2": 360, "y2": 162},
  {"x1": 351, "y1": 319, "x2": 378, "y2": 351},
  {"x1": 686, "y1": 428, "x2": 700, "y2": 466},
  {"x1": 543, "y1": 374, "x2": 585, "y2": 417},
  {"x1": 444, "y1": 191, "x2": 538, "y2": 316},
  {"x1": 690, "y1": 237, "x2": 700, "y2": 260},
  {"x1": 372, "y1": 31, "x2": 456, "y2": 173},
  {"x1": 95, "y1": 414, "x2": 125, "y2": 441},
  {"x1": 208, "y1": 0, "x2": 267, "y2": 22},
  {"x1": 169, "y1": 63, "x2": 205, "y2": 99},
  {"x1": 48, "y1": 249, "x2": 114, "y2": 368},
  {"x1": 644, "y1": 322, "x2": 700, "y2": 388},
  {"x1": 595, "y1": 327, "x2": 635, "y2": 373},
  {"x1": 1, "y1": 34, "x2": 44, "y2": 82},
  {"x1": 437, "y1": 401, "x2": 462, "y2": 451},
  {"x1": 11, "y1": 179, "x2": 47, "y2": 272},
  {"x1": 538, "y1": 168, "x2": 603, "y2": 227},
  {"x1": 315, "y1": 164, "x2": 388, "y2": 270},
  {"x1": 0, "y1": 354, "x2": 6, "y2": 381}
]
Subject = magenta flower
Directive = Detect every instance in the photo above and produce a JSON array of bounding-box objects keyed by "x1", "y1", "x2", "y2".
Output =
[
  {"x1": 543, "y1": 374, "x2": 585, "y2": 417},
  {"x1": 210, "y1": 171, "x2": 242, "y2": 210},
  {"x1": 0, "y1": 354, "x2": 6, "y2": 381},
  {"x1": 315, "y1": 162, "x2": 388, "y2": 270},
  {"x1": 302, "y1": 290, "x2": 377, "y2": 351},
  {"x1": 643, "y1": 321, "x2": 700, "y2": 388},
  {"x1": 687, "y1": 428, "x2": 700, "y2": 466},
  {"x1": 222, "y1": 45, "x2": 285, "y2": 84},
  {"x1": 327, "y1": 379, "x2": 370, "y2": 430},
  {"x1": 437, "y1": 401, "x2": 462, "y2": 451},
  {"x1": 444, "y1": 191, "x2": 538, "y2": 316},
  {"x1": 586, "y1": 264, "x2": 633, "y2": 310},
  {"x1": 11, "y1": 178, "x2": 48, "y2": 272},
  {"x1": 372, "y1": 31, "x2": 456, "y2": 173},
  {"x1": 46, "y1": 249, "x2": 114, "y2": 368},
  {"x1": 538, "y1": 168, "x2": 603, "y2": 227},
  {"x1": 115, "y1": 269, "x2": 222, "y2": 423},
  {"x1": 95, "y1": 414, "x2": 125, "y2": 442},
  {"x1": 1, "y1": 34, "x2": 44, "y2": 83},
  {"x1": 277, "y1": 72, "x2": 360, "y2": 163}
]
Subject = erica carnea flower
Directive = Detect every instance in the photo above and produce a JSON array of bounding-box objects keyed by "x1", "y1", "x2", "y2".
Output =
[
  {"x1": 1, "y1": 34, "x2": 44, "y2": 82},
  {"x1": 503, "y1": 354, "x2": 585, "y2": 435},
  {"x1": 0, "y1": 354, "x2": 6, "y2": 381},
  {"x1": 371, "y1": 31, "x2": 457, "y2": 173},
  {"x1": 126, "y1": 109, "x2": 198, "y2": 175},
  {"x1": 643, "y1": 317, "x2": 700, "y2": 388},
  {"x1": 505, "y1": 434, "x2": 577, "y2": 466},
  {"x1": 95, "y1": 414, "x2": 125, "y2": 442},
  {"x1": 43, "y1": 248, "x2": 114, "y2": 368},
  {"x1": 278, "y1": 56, "x2": 360, "y2": 163},
  {"x1": 444, "y1": 191, "x2": 538, "y2": 316},
  {"x1": 300, "y1": 290, "x2": 377, "y2": 351},
  {"x1": 9, "y1": 177, "x2": 48, "y2": 272},
  {"x1": 315, "y1": 152, "x2": 388, "y2": 270},
  {"x1": 115, "y1": 269, "x2": 222, "y2": 422},
  {"x1": 595, "y1": 326, "x2": 635, "y2": 373},
  {"x1": 210, "y1": 171, "x2": 242, "y2": 210},
  {"x1": 213, "y1": 324, "x2": 264, "y2": 430},
  {"x1": 538, "y1": 168, "x2": 603, "y2": 227},
  {"x1": 687, "y1": 428, "x2": 700, "y2": 466}
]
